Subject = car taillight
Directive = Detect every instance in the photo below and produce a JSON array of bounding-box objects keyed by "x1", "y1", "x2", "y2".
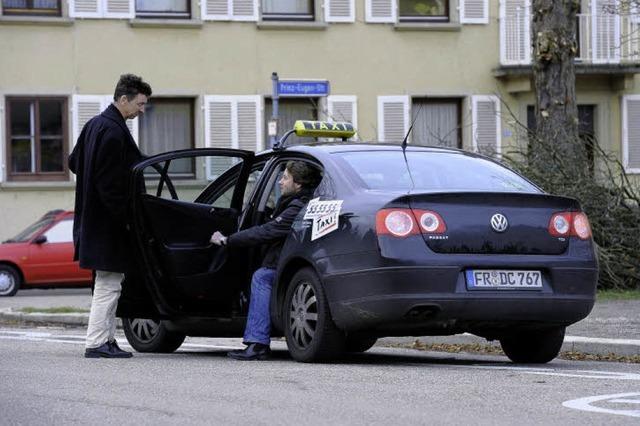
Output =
[
  {"x1": 572, "y1": 212, "x2": 592, "y2": 240},
  {"x1": 376, "y1": 209, "x2": 417, "y2": 237},
  {"x1": 376, "y1": 208, "x2": 447, "y2": 237},
  {"x1": 548, "y1": 212, "x2": 592, "y2": 240},
  {"x1": 413, "y1": 209, "x2": 447, "y2": 234}
]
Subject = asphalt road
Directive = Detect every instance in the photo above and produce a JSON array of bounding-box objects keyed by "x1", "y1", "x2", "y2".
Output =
[{"x1": 1, "y1": 325, "x2": 639, "y2": 425}]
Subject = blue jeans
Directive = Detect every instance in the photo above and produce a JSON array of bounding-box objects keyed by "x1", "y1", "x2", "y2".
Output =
[{"x1": 243, "y1": 267, "x2": 276, "y2": 345}]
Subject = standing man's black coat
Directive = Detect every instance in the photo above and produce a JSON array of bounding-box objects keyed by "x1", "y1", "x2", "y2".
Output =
[{"x1": 69, "y1": 104, "x2": 142, "y2": 273}]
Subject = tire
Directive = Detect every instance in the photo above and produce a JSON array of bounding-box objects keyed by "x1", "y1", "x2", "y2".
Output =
[
  {"x1": 0, "y1": 264, "x2": 21, "y2": 297},
  {"x1": 122, "y1": 318, "x2": 186, "y2": 353},
  {"x1": 499, "y1": 327, "x2": 566, "y2": 364},
  {"x1": 345, "y1": 336, "x2": 377, "y2": 353},
  {"x1": 284, "y1": 267, "x2": 345, "y2": 362}
]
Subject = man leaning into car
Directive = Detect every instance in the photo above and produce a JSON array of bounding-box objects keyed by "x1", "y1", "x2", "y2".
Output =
[
  {"x1": 210, "y1": 161, "x2": 321, "y2": 361},
  {"x1": 69, "y1": 74, "x2": 151, "y2": 359}
]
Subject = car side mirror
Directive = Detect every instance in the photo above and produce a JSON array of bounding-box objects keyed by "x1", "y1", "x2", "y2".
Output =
[{"x1": 33, "y1": 235, "x2": 47, "y2": 245}]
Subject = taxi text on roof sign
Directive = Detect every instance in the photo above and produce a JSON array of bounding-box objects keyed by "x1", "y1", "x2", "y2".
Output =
[{"x1": 293, "y1": 120, "x2": 356, "y2": 139}]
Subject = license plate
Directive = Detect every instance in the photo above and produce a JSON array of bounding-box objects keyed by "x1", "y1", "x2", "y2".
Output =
[{"x1": 466, "y1": 270, "x2": 542, "y2": 290}]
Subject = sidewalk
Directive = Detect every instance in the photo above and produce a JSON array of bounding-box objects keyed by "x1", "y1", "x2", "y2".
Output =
[{"x1": 1, "y1": 291, "x2": 638, "y2": 357}]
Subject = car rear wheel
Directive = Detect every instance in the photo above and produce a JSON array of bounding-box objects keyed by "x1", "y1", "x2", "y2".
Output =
[
  {"x1": 345, "y1": 335, "x2": 378, "y2": 353},
  {"x1": 0, "y1": 265, "x2": 21, "y2": 297},
  {"x1": 284, "y1": 268, "x2": 345, "y2": 362},
  {"x1": 499, "y1": 327, "x2": 565, "y2": 364},
  {"x1": 122, "y1": 318, "x2": 186, "y2": 353}
]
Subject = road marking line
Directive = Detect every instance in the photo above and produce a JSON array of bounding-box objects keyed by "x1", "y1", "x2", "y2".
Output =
[
  {"x1": 563, "y1": 393, "x2": 640, "y2": 418},
  {"x1": 463, "y1": 365, "x2": 640, "y2": 381}
]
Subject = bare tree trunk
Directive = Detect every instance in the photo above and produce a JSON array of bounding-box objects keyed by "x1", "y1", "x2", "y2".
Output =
[{"x1": 532, "y1": 0, "x2": 583, "y2": 162}]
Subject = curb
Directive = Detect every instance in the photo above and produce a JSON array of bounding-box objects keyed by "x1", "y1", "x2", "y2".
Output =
[{"x1": 2, "y1": 310, "x2": 638, "y2": 357}]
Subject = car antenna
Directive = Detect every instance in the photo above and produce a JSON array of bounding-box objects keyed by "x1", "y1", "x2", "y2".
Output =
[{"x1": 400, "y1": 101, "x2": 424, "y2": 191}]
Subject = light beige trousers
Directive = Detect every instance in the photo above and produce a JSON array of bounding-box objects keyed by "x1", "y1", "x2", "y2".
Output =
[{"x1": 85, "y1": 270, "x2": 123, "y2": 349}]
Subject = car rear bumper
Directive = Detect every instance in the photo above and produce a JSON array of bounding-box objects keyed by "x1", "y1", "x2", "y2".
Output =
[{"x1": 322, "y1": 264, "x2": 597, "y2": 336}]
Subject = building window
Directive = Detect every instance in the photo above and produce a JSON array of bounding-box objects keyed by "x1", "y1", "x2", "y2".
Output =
[
  {"x1": 6, "y1": 97, "x2": 68, "y2": 181},
  {"x1": 135, "y1": 0, "x2": 190, "y2": 19},
  {"x1": 264, "y1": 97, "x2": 318, "y2": 146},
  {"x1": 411, "y1": 98, "x2": 461, "y2": 148},
  {"x1": 1, "y1": 0, "x2": 61, "y2": 16},
  {"x1": 262, "y1": 0, "x2": 314, "y2": 21},
  {"x1": 138, "y1": 98, "x2": 195, "y2": 177},
  {"x1": 399, "y1": 0, "x2": 448, "y2": 22}
]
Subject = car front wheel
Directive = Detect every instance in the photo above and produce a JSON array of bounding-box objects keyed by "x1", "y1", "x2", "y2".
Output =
[
  {"x1": 122, "y1": 318, "x2": 186, "y2": 353},
  {"x1": 0, "y1": 264, "x2": 21, "y2": 297},
  {"x1": 499, "y1": 327, "x2": 566, "y2": 364},
  {"x1": 284, "y1": 268, "x2": 345, "y2": 362}
]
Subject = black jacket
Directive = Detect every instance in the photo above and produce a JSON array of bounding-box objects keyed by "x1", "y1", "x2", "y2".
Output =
[
  {"x1": 68, "y1": 104, "x2": 143, "y2": 273},
  {"x1": 227, "y1": 189, "x2": 313, "y2": 268}
]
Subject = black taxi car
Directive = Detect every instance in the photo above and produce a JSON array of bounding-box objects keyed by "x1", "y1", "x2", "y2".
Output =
[{"x1": 118, "y1": 121, "x2": 598, "y2": 363}]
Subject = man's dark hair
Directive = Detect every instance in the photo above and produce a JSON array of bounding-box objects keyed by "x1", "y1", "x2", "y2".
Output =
[
  {"x1": 286, "y1": 161, "x2": 322, "y2": 189},
  {"x1": 113, "y1": 74, "x2": 152, "y2": 102}
]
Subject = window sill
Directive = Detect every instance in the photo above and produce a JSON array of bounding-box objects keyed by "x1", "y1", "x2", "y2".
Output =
[
  {"x1": 394, "y1": 22, "x2": 461, "y2": 32},
  {"x1": 0, "y1": 15, "x2": 73, "y2": 26},
  {"x1": 0, "y1": 181, "x2": 75, "y2": 190},
  {"x1": 128, "y1": 18, "x2": 203, "y2": 28},
  {"x1": 257, "y1": 21, "x2": 328, "y2": 31}
]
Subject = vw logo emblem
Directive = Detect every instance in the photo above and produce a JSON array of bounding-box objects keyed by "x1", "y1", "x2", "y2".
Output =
[{"x1": 490, "y1": 213, "x2": 509, "y2": 233}]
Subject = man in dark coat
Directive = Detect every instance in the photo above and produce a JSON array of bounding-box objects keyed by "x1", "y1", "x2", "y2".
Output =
[
  {"x1": 69, "y1": 74, "x2": 152, "y2": 359},
  {"x1": 210, "y1": 161, "x2": 321, "y2": 360}
]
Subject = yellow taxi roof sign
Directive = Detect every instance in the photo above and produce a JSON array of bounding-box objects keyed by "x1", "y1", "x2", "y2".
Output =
[{"x1": 293, "y1": 120, "x2": 356, "y2": 139}]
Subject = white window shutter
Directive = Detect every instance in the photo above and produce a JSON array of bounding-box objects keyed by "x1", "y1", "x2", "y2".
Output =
[
  {"x1": 72, "y1": 95, "x2": 106, "y2": 150},
  {"x1": 231, "y1": 0, "x2": 258, "y2": 21},
  {"x1": 202, "y1": 0, "x2": 231, "y2": 20},
  {"x1": 325, "y1": 0, "x2": 355, "y2": 23},
  {"x1": 236, "y1": 95, "x2": 263, "y2": 151},
  {"x1": 622, "y1": 95, "x2": 640, "y2": 173},
  {"x1": 471, "y1": 95, "x2": 501, "y2": 156},
  {"x1": 365, "y1": 0, "x2": 395, "y2": 23},
  {"x1": 592, "y1": 0, "x2": 621, "y2": 64},
  {"x1": 377, "y1": 96, "x2": 409, "y2": 142},
  {"x1": 328, "y1": 95, "x2": 358, "y2": 139},
  {"x1": 69, "y1": 0, "x2": 102, "y2": 18},
  {"x1": 499, "y1": 0, "x2": 531, "y2": 65},
  {"x1": 461, "y1": 0, "x2": 489, "y2": 24},
  {"x1": 204, "y1": 96, "x2": 235, "y2": 180},
  {"x1": 103, "y1": 0, "x2": 134, "y2": 18}
]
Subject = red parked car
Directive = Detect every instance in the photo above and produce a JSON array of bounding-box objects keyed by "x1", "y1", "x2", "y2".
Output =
[{"x1": 0, "y1": 210, "x2": 92, "y2": 297}]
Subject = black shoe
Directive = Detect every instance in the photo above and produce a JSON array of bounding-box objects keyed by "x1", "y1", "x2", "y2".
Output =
[
  {"x1": 108, "y1": 340, "x2": 133, "y2": 358},
  {"x1": 84, "y1": 341, "x2": 133, "y2": 359},
  {"x1": 227, "y1": 343, "x2": 271, "y2": 361}
]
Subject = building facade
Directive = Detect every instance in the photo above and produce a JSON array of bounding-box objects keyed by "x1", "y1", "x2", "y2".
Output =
[{"x1": 0, "y1": 0, "x2": 639, "y2": 239}]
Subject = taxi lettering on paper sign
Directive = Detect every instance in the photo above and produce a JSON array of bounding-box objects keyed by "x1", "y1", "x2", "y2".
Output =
[{"x1": 303, "y1": 198, "x2": 344, "y2": 241}]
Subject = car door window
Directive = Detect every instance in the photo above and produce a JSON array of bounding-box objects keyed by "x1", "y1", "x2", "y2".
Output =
[
  {"x1": 142, "y1": 156, "x2": 246, "y2": 202},
  {"x1": 210, "y1": 162, "x2": 267, "y2": 210},
  {"x1": 42, "y1": 220, "x2": 73, "y2": 243}
]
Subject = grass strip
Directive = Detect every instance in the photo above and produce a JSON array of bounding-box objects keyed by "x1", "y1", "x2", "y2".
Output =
[
  {"x1": 597, "y1": 289, "x2": 640, "y2": 301},
  {"x1": 19, "y1": 307, "x2": 89, "y2": 314},
  {"x1": 388, "y1": 340, "x2": 640, "y2": 364}
]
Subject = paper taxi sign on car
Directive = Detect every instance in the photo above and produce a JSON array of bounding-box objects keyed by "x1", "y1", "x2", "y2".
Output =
[{"x1": 293, "y1": 120, "x2": 356, "y2": 139}]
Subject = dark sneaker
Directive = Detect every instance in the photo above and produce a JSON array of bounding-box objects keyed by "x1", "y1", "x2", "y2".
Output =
[
  {"x1": 85, "y1": 342, "x2": 133, "y2": 359},
  {"x1": 227, "y1": 343, "x2": 271, "y2": 361}
]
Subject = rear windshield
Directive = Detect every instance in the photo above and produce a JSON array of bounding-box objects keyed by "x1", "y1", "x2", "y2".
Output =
[{"x1": 336, "y1": 151, "x2": 540, "y2": 193}]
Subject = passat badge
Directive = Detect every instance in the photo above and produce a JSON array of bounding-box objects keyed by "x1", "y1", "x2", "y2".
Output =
[{"x1": 490, "y1": 213, "x2": 509, "y2": 233}]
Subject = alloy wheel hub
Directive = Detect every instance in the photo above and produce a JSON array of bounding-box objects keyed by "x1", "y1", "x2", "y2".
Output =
[{"x1": 0, "y1": 273, "x2": 14, "y2": 292}]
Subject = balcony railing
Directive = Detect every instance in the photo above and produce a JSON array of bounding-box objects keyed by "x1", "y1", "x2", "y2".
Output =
[{"x1": 500, "y1": 10, "x2": 640, "y2": 66}]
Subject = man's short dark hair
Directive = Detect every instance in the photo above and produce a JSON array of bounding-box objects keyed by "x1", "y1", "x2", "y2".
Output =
[
  {"x1": 286, "y1": 161, "x2": 322, "y2": 189},
  {"x1": 113, "y1": 74, "x2": 152, "y2": 102}
]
